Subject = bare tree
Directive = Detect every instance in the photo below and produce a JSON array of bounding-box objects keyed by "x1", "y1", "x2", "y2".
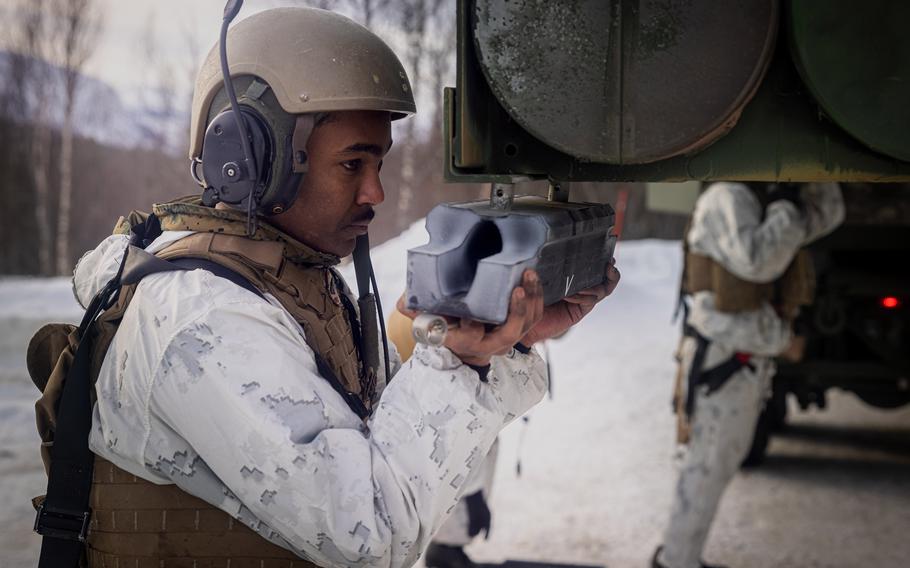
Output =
[
  {"x1": 395, "y1": 0, "x2": 445, "y2": 231},
  {"x1": 350, "y1": 0, "x2": 392, "y2": 28},
  {"x1": 137, "y1": 10, "x2": 178, "y2": 150},
  {"x1": 178, "y1": 16, "x2": 204, "y2": 153},
  {"x1": 300, "y1": 0, "x2": 335, "y2": 10},
  {"x1": 52, "y1": 0, "x2": 102, "y2": 275},
  {"x1": 13, "y1": 0, "x2": 57, "y2": 275}
]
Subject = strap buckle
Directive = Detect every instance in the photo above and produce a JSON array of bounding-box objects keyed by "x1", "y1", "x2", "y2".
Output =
[{"x1": 34, "y1": 502, "x2": 92, "y2": 542}]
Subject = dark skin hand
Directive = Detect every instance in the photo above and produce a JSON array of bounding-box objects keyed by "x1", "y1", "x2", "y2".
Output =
[
  {"x1": 398, "y1": 270, "x2": 544, "y2": 367},
  {"x1": 520, "y1": 258, "x2": 620, "y2": 345},
  {"x1": 397, "y1": 260, "x2": 621, "y2": 366}
]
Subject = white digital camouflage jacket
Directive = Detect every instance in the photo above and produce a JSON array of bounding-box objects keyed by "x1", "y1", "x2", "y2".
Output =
[
  {"x1": 685, "y1": 182, "x2": 845, "y2": 366},
  {"x1": 72, "y1": 230, "x2": 548, "y2": 568}
]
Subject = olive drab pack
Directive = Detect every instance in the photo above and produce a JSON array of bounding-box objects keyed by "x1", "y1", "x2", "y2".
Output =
[
  {"x1": 683, "y1": 249, "x2": 816, "y2": 320},
  {"x1": 28, "y1": 201, "x2": 371, "y2": 567},
  {"x1": 29, "y1": 281, "x2": 145, "y2": 474}
]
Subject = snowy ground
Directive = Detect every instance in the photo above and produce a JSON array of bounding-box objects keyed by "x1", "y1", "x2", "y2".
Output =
[{"x1": 2, "y1": 225, "x2": 909, "y2": 568}]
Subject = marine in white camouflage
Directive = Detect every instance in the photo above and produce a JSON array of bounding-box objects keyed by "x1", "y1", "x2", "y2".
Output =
[
  {"x1": 74, "y1": 227, "x2": 548, "y2": 567},
  {"x1": 656, "y1": 182, "x2": 845, "y2": 568}
]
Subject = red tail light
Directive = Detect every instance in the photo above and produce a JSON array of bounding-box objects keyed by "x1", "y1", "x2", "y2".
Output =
[{"x1": 881, "y1": 296, "x2": 900, "y2": 309}]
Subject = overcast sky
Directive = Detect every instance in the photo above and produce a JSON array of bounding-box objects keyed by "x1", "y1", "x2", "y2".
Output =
[{"x1": 86, "y1": 0, "x2": 293, "y2": 102}]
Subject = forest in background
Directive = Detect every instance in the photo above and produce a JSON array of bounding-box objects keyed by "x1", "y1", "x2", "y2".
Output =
[{"x1": 0, "y1": 0, "x2": 686, "y2": 276}]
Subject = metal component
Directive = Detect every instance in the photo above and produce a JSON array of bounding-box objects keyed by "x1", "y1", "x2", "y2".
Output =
[
  {"x1": 223, "y1": 163, "x2": 239, "y2": 180},
  {"x1": 473, "y1": 0, "x2": 777, "y2": 164},
  {"x1": 190, "y1": 158, "x2": 205, "y2": 187},
  {"x1": 412, "y1": 313, "x2": 449, "y2": 346},
  {"x1": 407, "y1": 196, "x2": 617, "y2": 324},
  {"x1": 271, "y1": 204, "x2": 284, "y2": 215},
  {"x1": 34, "y1": 502, "x2": 92, "y2": 542},
  {"x1": 489, "y1": 182, "x2": 515, "y2": 211},
  {"x1": 548, "y1": 182, "x2": 570, "y2": 203}
]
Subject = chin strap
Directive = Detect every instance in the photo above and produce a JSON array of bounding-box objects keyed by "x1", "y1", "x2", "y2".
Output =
[{"x1": 352, "y1": 234, "x2": 391, "y2": 389}]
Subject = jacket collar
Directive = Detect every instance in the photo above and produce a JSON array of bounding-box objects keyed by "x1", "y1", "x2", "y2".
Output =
[{"x1": 153, "y1": 197, "x2": 341, "y2": 267}]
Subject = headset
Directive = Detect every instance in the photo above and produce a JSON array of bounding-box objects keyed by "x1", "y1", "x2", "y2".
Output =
[{"x1": 196, "y1": 0, "x2": 312, "y2": 234}]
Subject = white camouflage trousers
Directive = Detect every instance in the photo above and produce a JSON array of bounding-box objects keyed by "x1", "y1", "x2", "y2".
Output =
[
  {"x1": 660, "y1": 338, "x2": 772, "y2": 568},
  {"x1": 431, "y1": 438, "x2": 500, "y2": 546}
]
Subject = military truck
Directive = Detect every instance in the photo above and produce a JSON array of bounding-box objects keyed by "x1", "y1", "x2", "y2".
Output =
[{"x1": 441, "y1": 0, "x2": 910, "y2": 464}]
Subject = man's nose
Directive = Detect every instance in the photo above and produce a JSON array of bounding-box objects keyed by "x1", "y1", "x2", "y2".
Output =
[{"x1": 356, "y1": 170, "x2": 385, "y2": 206}]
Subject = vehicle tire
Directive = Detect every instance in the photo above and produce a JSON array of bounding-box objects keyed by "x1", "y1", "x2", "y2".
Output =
[{"x1": 741, "y1": 406, "x2": 772, "y2": 468}]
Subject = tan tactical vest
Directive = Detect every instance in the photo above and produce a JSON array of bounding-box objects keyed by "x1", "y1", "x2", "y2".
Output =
[
  {"x1": 75, "y1": 199, "x2": 369, "y2": 567},
  {"x1": 85, "y1": 458, "x2": 314, "y2": 568},
  {"x1": 683, "y1": 249, "x2": 815, "y2": 319}
]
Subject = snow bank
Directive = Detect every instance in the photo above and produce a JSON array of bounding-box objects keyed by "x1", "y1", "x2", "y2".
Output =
[{"x1": 0, "y1": 276, "x2": 83, "y2": 320}]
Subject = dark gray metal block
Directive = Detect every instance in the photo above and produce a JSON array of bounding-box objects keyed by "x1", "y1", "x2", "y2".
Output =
[{"x1": 406, "y1": 196, "x2": 617, "y2": 324}]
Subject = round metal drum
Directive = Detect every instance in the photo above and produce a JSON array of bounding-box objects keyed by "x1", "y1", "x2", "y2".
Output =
[
  {"x1": 473, "y1": 0, "x2": 778, "y2": 164},
  {"x1": 790, "y1": 1, "x2": 910, "y2": 162}
]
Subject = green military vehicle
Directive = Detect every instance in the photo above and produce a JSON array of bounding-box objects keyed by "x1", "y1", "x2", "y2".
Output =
[{"x1": 442, "y1": 0, "x2": 910, "y2": 464}]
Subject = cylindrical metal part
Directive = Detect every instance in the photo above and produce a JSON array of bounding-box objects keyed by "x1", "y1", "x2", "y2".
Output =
[{"x1": 412, "y1": 313, "x2": 449, "y2": 346}]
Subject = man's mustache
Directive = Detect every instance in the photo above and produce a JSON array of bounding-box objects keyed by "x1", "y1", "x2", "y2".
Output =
[{"x1": 349, "y1": 209, "x2": 376, "y2": 224}]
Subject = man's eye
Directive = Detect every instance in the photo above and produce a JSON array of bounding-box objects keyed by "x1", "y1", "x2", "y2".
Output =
[{"x1": 341, "y1": 159, "x2": 361, "y2": 172}]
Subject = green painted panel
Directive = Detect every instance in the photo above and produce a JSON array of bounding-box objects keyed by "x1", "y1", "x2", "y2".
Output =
[
  {"x1": 646, "y1": 182, "x2": 701, "y2": 215},
  {"x1": 790, "y1": 0, "x2": 910, "y2": 162}
]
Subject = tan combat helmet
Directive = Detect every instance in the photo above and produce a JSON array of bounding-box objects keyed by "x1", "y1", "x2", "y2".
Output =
[{"x1": 188, "y1": 6, "x2": 416, "y2": 161}]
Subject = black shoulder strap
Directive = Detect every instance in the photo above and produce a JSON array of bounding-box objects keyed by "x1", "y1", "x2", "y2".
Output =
[{"x1": 165, "y1": 257, "x2": 264, "y2": 299}]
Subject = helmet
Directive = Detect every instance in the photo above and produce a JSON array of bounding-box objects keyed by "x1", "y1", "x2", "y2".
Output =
[{"x1": 189, "y1": 7, "x2": 416, "y2": 216}]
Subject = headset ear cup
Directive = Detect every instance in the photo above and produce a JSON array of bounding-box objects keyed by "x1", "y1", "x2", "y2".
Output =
[
  {"x1": 240, "y1": 106, "x2": 273, "y2": 190},
  {"x1": 257, "y1": 107, "x2": 308, "y2": 216},
  {"x1": 199, "y1": 77, "x2": 304, "y2": 216},
  {"x1": 257, "y1": 122, "x2": 301, "y2": 215},
  {"x1": 200, "y1": 105, "x2": 273, "y2": 210}
]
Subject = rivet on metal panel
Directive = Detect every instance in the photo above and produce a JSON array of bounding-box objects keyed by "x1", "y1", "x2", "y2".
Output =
[{"x1": 490, "y1": 182, "x2": 515, "y2": 210}]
